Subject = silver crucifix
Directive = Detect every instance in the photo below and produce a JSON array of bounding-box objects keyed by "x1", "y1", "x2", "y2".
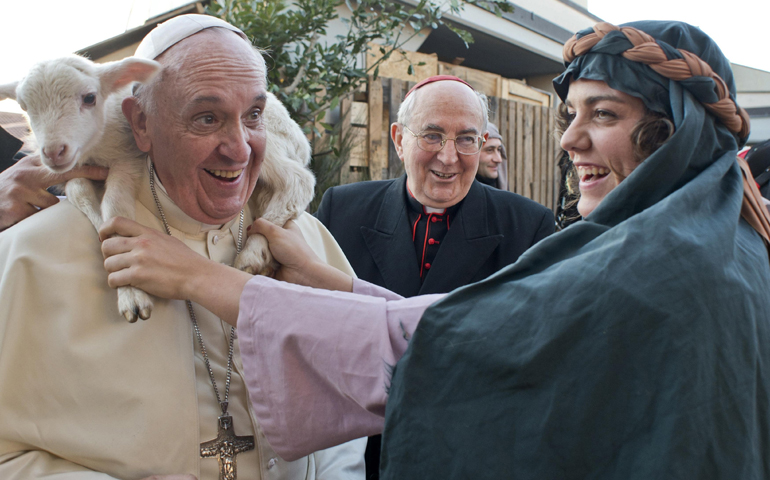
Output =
[{"x1": 200, "y1": 414, "x2": 255, "y2": 480}]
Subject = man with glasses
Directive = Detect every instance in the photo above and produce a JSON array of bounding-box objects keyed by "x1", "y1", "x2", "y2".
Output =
[{"x1": 315, "y1": 75, "x2": 554, "y2": 479}]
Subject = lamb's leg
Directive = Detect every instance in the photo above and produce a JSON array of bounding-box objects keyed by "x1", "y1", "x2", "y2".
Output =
[
  {"x1": 101, "y1": 160, "x2": 153, "y2": 323},
  {"x1": 65, "y1": 178, "x2": 104, "y2": 230},
  {"x1": 234, "y1": 157, "x2": 315, "y2": 276}
]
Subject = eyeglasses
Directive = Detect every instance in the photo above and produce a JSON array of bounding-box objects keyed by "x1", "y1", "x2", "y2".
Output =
[{"x1": 403, "y1": 126, "x2": 485, "y2": 155}]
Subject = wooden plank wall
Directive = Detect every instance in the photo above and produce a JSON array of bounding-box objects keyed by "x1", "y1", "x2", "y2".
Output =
[{"x1": 334, "y1": 76, "x2": 561, "y2": 211}]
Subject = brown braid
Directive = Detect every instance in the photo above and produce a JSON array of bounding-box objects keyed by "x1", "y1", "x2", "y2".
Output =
[{"x1": 563, "y1": 22, "x2": 750, "y2": 139}]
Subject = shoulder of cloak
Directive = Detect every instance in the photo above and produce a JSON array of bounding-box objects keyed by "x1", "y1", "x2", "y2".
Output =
[
  {"x1": 465, "y1": 181, "x2": 555, "y2": 241},
  {"x1": 294, "y1": 211, "x2": 356, "y2": 277},
  {"x1": 0, "y1": 200, "x2": 100, "y2": 266},
  {"x1": 315, "y1": 178, "x2": 402, "y2": 233},
  {"x1": 319, "y1": 179, "x2": 400, "y2": 212}
]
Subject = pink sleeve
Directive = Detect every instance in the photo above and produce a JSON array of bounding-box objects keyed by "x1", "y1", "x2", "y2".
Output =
[
  {"x1": 237, "y1": 276, "x2": 444, "y2": 461},
  {"x1": 351, "y1": 277, "x2": 405, "y2": 300}
]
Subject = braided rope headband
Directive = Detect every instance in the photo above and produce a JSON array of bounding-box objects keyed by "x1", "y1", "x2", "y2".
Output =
[{"x1": 562, "y1": 22, "x2": 750, "y2": 139}]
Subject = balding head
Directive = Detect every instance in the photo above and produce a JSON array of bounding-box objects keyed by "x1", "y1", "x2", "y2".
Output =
[
  {"x1": 391, "y1": 80, "x2": 489, "y2": 209},
  {"x1": 397, "y1": 80, "x2": 488, "y2": 136},
  {"x1": 135, "y1": 27, "x2": 266, "y2": 115}
]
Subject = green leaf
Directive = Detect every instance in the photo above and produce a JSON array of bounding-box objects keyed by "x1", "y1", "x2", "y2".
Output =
[{"x1": 448, "y1": 24, "x2": 474, "y2": 48}]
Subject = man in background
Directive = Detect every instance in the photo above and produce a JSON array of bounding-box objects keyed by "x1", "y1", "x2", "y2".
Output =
[
  {"x1": 475, "y1": 122, "x2": 507, "y2": 189},
  {"x1": 315, "y1": 76, "x2": 554, "y2": 478}
]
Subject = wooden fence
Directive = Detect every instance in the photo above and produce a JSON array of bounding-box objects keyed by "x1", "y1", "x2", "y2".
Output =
[{"x1": 333, "y1": 76, "x2": 561, "y2": 211}]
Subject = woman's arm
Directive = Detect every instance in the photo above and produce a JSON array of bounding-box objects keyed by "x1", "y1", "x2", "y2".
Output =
[
  {"x1": 100, "y1": 216, "x2": 444, "y2": 460},
  {"x1": 99, "y1": 216, "x2": 251, "y2": 325},
  {"x1": 99, "y1": 216, "x2": 356, "y2": 326},
  {"x1": 248, "y1": 217, "x2": 354, "y2": 292},
  {"x1": 0, "y1": 154, "x2": 108, "y2": 231},
  {"x1": 237, "y1": 274, "x2": 444, "y2": 461}
]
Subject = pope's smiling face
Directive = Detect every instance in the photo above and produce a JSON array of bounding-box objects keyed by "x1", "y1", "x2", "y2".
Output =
[
  {"x1": 392, "y1": 81, "x2": 485, "y2": 209},
  {"x1": 140, "y1": 28, "x2": 267, "y2": 224}
]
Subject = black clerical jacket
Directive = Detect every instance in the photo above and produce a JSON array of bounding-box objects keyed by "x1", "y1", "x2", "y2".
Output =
[
  {"x1": 0, "y1": 127, "x2": 23, "y2": 173},
  {"x1": 315, "y1": 175, "x2": 554, "y2": 298}
]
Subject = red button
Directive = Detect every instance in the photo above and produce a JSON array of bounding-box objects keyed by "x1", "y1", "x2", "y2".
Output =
[
  {"x1": 424, "y1": 263, "x2": 431, "y2": 269},
  {"x1": 428, "y1": 238, "x2": 435, "y2": 245},
  {"x1": 431, "y1": 217, "x2": 437, "y2": 223}
]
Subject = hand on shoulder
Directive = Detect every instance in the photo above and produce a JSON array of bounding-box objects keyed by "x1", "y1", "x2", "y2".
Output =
[
  {"x1": 0, "y1": 154, "x2": 108, "y2": 231},
  {"x1": 249, "y1": 218, "x2": 353, "y2": 292},
  {"x1": 99, "y1": 216, "x2": 211, "y2": 300}
]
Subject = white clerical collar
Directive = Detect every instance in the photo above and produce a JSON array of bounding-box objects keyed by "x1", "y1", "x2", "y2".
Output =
[
  {"x1": 139, "y1": 157, "x2": 240, "y2": 235},
  {"x1": 405, "y1": 182, "x2": 447, "y2": 214},
  {"x1": 423, "y1": 206, "x2": 446, "y2": 214}
]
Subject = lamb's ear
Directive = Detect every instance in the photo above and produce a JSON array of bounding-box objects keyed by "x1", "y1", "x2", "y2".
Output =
[
  {"x1": 98, "y1": 57, "x2": 161, "y2": 95},
  {"x1": 0, "y1": 81, "x2": 18, "y2": 101}
]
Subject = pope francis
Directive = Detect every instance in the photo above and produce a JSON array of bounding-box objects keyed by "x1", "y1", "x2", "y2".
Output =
[{"x1": 0, "y1": 14, "x2": 364, "y2": 480}]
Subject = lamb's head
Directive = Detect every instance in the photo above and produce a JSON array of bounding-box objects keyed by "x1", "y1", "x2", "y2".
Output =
[{"x1": 0, "y1": 55, "x2": 159, "y2": 173}]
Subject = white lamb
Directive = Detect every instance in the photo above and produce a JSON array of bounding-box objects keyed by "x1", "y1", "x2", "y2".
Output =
[
  {"x1": 0, "y1": 54, "x2": 316, "y2": 322},
  {"x1": 0, "y1": 55, "x2": 160, "y2": 322}
]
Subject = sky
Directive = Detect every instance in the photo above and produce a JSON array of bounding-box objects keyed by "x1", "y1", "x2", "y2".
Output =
[
  {"x1": 588, "y1": 0, "x2": 770, "y2": 73},
  {"x1": 0, "y1": 0, "x2": 183, "y2": 113},
  {"x1": 1, "y1": 0, "x2": 768, "y2": 114}
]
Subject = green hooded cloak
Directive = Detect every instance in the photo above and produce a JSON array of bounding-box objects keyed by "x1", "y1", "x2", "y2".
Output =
[{"x1": 381, "y1": 21, "x2": 770, "y2": 479}]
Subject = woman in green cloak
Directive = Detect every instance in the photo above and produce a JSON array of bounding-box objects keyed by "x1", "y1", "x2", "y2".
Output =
[
  {"x1": 374, "y1": 21, "x2": 770, "y2": 478},
  {"x1": 102, "y1": 20, "x2": 770, "y2": 479}
]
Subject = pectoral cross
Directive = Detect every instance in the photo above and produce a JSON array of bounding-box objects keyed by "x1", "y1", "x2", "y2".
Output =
[{"x1": 200, "y1": 414, "x2": 255, "y2": 480}]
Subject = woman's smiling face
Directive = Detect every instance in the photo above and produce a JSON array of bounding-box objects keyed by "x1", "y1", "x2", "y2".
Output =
[{"x1": 560, "y1": 79, "x2": 647, "y2": 218}]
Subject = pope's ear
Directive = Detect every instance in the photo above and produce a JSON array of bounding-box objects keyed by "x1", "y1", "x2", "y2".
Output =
[
  {"x1": 122, "y1": 96, "x2": 151, "y2": 153},
  {"x1": 391, "y1": 123, "x2": 405, "y2": 162}
]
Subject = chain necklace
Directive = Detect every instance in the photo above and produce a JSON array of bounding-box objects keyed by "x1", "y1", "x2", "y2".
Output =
[{"x1": 149, "y1": 163, "x2": 253, "y2": 480}]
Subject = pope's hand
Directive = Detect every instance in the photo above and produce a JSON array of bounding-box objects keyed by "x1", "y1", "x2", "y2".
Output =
[
  {"x1": 99, "y1": 216, "x2": 213, "y2": 300},
  {"x1": 0, "y1": 154, "x2": 108, "y2": 231}
]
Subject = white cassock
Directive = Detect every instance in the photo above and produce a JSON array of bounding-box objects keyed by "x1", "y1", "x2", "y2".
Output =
[{"x1": 0, "y1": 163, "x2": 365, "y2": 479}]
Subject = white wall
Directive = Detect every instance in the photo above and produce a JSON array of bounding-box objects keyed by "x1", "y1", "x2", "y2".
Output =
[
  {"x1": 504, "y1": 0, "x2": 597, "y2": 33},
  {"x1": 747, "y1": 118, "x2": 769, "y2": 145},
  {"x1": 737, "y1": 93, "x2": 770, "y2": 109},
  {"x1": 732, "y1": 63, "x2": 770, "y2": 144},
  {"x1": 733, "y1": 63, "x2": 770, "y2": 93},
  {"x1": 397, "y1": 0, "x2": 596, "y2": 63}
]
